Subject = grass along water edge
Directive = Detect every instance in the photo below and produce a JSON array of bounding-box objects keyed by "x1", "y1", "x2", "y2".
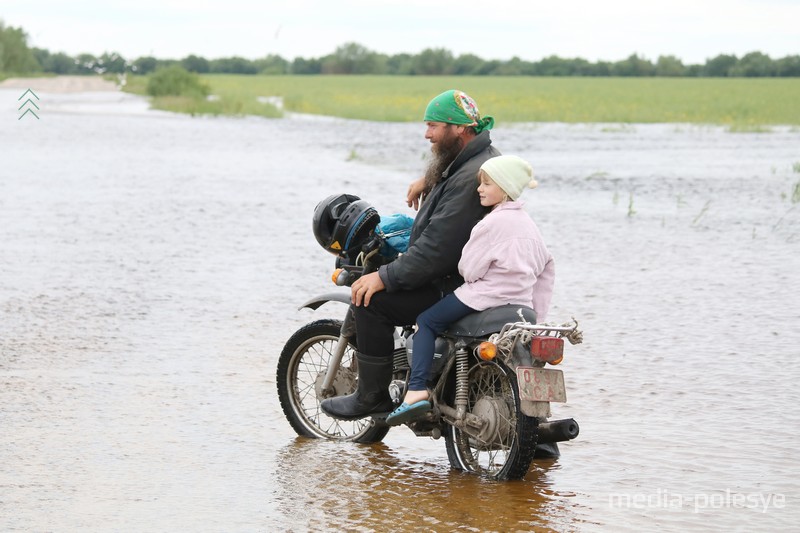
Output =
[{"x1": 121, "y1": 74, "x2": 800, "y2": 126}]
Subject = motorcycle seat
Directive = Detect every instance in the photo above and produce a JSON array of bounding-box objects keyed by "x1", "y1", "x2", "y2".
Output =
[{"x1": 443, "y1": 304, "x2": 537, "y2": 338}]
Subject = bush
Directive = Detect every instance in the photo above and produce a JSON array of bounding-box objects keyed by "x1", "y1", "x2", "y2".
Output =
[{"x1": 146, "y1": 65, "x2": 209, "y2": 98}]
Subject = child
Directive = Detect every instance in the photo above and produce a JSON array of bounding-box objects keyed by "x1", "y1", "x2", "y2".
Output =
[{"x1": 386, "y1": 154, "x2": 555, "y2": 426}]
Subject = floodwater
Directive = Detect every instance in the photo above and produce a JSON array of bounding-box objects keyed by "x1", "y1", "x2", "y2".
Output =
[{"x1": 1, "y1": 88, "x2": 798, "y2": 532}]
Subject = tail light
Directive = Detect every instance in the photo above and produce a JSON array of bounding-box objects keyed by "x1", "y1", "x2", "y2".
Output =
[{"x1": 531, "y1": 336, "x2": 564, "y2": 365}]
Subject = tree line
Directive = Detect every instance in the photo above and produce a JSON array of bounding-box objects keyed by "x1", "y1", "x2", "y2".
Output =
[{"x1": 2, "y1": 21, "x2": 799, "y2": 78}]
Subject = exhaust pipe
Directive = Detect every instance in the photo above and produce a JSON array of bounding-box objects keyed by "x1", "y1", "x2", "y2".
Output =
[{"x1": 537, "y1": 418, "x2": 579, "y2": 444}]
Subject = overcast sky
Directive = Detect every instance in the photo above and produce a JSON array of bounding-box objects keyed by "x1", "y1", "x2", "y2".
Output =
[{"x1": 3, "y1": 0, "x2": 798, "y2": 64}]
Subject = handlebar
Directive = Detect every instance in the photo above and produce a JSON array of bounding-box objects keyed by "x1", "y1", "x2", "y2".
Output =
[
  {"x1": 330, "y1": 232, "x2": 388, "y2": 287},
  {"x1": 331, "y1": 266, "x2": 364, "y2": 286}
]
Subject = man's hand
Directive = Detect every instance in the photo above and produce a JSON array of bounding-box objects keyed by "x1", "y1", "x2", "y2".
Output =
[
  {"x1": 351, "y1": 271, "x2": 385, "y2": 307},
  {"x1": 406, "y1": 176, "x2": 426, "y2": 210}
]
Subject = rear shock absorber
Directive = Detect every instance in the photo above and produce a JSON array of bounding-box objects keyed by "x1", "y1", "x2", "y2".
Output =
[{"x1": 454, "y1": 347, "x2": 469, "y2": 420}]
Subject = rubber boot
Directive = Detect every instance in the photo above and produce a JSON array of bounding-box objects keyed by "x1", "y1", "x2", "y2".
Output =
[{"x1": 320, "y1": 352, "x2": 394, "y2": 420}]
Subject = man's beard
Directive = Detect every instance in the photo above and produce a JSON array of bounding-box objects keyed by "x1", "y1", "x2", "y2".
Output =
[{"x1": 423, "y1": 129, "x2": 464, "y2": 194}]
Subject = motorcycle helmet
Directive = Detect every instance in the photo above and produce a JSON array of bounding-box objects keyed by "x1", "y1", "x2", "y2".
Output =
[{"x1": 313, "y1": 193, "x2": 380, "y2": 256}]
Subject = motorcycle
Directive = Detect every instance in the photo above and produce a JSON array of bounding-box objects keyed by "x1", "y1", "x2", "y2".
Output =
[{"x1": 276, "y1": 194, "x2": 583, "y2": 480}]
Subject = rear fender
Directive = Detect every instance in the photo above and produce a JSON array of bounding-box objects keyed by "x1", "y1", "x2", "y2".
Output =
[{"x1": 521, "y1": 400, "x2": 551, "y2": 418}]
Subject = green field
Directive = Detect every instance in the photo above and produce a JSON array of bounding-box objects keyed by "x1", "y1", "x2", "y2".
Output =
[{"x1": 124, "y1": 74, "x2": 800, "y2": 127}]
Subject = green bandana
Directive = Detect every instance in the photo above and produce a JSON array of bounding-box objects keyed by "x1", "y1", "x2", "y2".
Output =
[{"x1": 423, "y1": 89, "x2": 495, "y2": 133}]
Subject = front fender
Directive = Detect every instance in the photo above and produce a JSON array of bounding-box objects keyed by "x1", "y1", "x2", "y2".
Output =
[
  {"x1": 298, "y1": 291, "x2": 402, "y2": 347},
  {"x1": 299, "y1": 291, "x2": 351, "y2": 311}
]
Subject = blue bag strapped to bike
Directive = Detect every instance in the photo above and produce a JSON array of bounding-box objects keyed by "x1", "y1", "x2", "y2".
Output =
[{"x1": 375, "y1": 213, "x2": 414, "y2": 259}]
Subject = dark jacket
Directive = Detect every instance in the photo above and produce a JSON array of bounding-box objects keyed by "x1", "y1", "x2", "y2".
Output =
[{"x1": 379, "y1": 130, "x2": 500, "y2": 293}]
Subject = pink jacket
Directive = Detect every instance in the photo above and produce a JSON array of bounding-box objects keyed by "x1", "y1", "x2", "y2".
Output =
[{"x1": 453, "y1": 201, "x2": 555, "y2": 321}]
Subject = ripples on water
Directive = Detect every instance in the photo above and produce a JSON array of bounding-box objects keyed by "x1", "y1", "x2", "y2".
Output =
[{"x1": 1, "y1": 90, "x2": 798, "y2": 531}]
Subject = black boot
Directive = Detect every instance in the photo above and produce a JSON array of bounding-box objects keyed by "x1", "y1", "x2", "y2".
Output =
[{"x1": 320, "y1": 352, "x2": 394, "y2": 420}]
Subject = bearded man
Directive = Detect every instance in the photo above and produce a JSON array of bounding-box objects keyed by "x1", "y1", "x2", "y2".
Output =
[{"x1": 321, "y1": 89, "x2": 501, "y2": 421}]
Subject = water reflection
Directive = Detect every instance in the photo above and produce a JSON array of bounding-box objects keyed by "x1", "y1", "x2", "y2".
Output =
[{"x1": 272, "y1": 437, "x2": 584, "y2": 531}]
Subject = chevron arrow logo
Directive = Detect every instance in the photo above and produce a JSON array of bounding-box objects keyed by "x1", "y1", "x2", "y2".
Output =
[{"x1": 18, "y1": 88, "x2": 40, "y2": 120}]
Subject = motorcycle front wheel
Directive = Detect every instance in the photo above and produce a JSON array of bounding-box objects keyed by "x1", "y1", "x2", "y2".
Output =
[
  {"x1": 276, "y1": 318, "x2": 390, "y2": 443},
  {"x1": 444, "y1": 360, "x2": 539, "y2": 480}
]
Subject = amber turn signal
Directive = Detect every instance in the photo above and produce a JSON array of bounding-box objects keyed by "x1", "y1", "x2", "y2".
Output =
[
  {"x1": 478, "y1": 342, "x2": 497, "y2": 361},
  {"x1": 331, "y1": 268, "x2": 343, "y2": 285}
]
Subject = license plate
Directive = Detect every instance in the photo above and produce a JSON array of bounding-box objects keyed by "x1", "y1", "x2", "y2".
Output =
[{"x1": 516, "y1": 367, "x2": 567, "y2": 402}]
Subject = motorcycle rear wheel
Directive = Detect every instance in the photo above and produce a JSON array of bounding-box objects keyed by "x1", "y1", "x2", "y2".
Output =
[
  {"x1": 276, "y1": 319, "x2": 390, "y2": 443},
  {"x1": 444, "y1": 360, "x2": 539, "y2": 480}
]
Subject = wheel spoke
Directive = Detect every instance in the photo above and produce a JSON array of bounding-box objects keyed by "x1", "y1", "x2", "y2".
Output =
[
  {"x1": 452, "y1": 362, "x2": 520, "y2": 476},
  {"x1": 287, "y1": 333, "x2": 376, "y2": 440}
]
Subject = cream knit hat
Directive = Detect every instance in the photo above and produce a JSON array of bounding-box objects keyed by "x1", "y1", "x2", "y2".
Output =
[{"x1": 480, "y1": 155, "x2": 537, "y2": 201}]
